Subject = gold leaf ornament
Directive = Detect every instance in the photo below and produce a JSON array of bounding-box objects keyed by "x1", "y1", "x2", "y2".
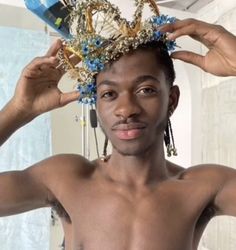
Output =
[{"x1": 58, "y1": 0, "x2": 177, "y2": 105}]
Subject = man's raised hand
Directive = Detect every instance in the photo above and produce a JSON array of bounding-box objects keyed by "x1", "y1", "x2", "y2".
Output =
[
  {"x1": 160, "y1": 18, "x2": 236, "y2": 77},
  {"x1": 11, "y1": 39, "x2": 80, "y2": 121}
]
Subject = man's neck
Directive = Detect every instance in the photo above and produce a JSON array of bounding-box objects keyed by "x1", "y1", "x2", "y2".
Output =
[{"x1": 100, "y1": 144, "x2": 168, "y2": 188}]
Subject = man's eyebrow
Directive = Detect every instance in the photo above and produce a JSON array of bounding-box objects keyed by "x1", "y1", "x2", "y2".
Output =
[
  {"x1": 97, "y1": 75, "x2": 160, "y2": 89},
  {"x1": 97, "y1": 80, "x2": 117, "y2": 89},
  {"x1": 134, "y1": 75, "x2": 160, "y2": 85}
]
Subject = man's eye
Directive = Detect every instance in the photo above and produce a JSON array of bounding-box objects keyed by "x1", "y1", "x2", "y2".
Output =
[
  {"x1": 137, "y1": 87, "x2": 157, "y2": 95},
  {"x1": 101, "y1": 91, "x2": 116, "y2": 99}
]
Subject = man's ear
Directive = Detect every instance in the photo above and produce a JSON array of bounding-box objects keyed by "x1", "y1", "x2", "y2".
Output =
[{"x1": 168, "y1": 85, "x2": 180, "y2": 114}]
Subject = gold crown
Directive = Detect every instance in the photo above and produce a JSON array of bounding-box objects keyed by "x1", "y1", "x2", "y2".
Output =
[{"x1": 58, "y1": 0, "x2": 177, "y2": 104}]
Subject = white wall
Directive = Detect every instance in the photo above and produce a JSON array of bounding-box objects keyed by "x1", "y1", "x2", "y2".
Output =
[
  {"x1": 2, "y1": 1, "x2": 235, "y2": 249},
  {"x1": 195, "y1": 1, "x2": 236, "y2": 250},
  {"x1": 0, "y1": 0, "x2": 25, "y2": 8}
]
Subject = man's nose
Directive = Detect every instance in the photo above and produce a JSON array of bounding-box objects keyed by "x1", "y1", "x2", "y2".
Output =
[{"x1": 114, "y1": 93, "x2": 141, "y2": 119}]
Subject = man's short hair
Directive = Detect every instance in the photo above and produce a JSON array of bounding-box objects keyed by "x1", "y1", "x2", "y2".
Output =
[
  {"x1": 137, "y1": 41, "x2": 176, "y2": 86},
  {"x1": 100, "y1": 41, "x2": 176, "y2": 87}
]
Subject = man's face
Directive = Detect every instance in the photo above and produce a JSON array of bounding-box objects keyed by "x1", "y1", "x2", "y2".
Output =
[{"x1": 96, "y1": 49, "x2": 178, "y2": 156}]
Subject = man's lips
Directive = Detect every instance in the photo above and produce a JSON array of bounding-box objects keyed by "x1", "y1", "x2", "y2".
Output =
[
  {"x1": 112, "y1": 123, "x2": 147, "y2": 140},
  {"x1": 114, "y1": 129, "x2": 145, "y2": 140}
]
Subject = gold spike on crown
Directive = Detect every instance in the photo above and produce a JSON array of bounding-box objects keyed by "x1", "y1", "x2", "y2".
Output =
[{"x1": 58, "y1": 0, "x2": 177, "y2": 104}]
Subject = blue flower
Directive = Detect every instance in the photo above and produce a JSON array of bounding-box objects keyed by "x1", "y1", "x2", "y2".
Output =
[
  {"x1": 150, "y1": 14, "x2": 177, "y2": 52},
  {"x1": 167, "y1": 17, "x2": 177, "y2": 24},
  {"x1": 153, "y1": 30, "x2": 163, "y2": 40},
  {"x1": 85, "y1": 59, "x2": 95, "y2": 71},
  {"x1": 85, "y1": 58, "x2": 105, "y2": 72},
  {"x1": 77, "y1": 80, "x2": 97, "y2": 104},
  {"x1": 79, "y1": 95, "x2": 97, "y2": 105},
  {"x1": 82, "y1": 43, "x2": 89, "y2": 55},
  {"x1": 87, "y1": 83, "x2": 96, "y2": 93},
  {"x1": 152, "y1": 15, "x2": 176, "y2": 26},
  {"x1": 166, "y1": 40, "x2": 177, "y2": 52},
  {"x1": 93, "y1": 37, "x2": 103, "y2": 48},
  {"x1": 152, "y1": 15, "x2": 166, "y2": 25}
]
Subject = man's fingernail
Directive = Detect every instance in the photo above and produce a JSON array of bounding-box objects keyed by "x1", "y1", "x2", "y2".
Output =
[{"x1": 167, "y1": 33, "x2": 174, "y2": 40}]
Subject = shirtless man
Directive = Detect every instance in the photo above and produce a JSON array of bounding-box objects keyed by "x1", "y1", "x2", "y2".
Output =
[{"x1": 0, "y1": 19, "x2": 236, "y2": 250}]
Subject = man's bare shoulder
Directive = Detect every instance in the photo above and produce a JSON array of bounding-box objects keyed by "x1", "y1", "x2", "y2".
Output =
[
  {"x1": 179, "y1": 163, "x2": 236, "y2": 187},
  {"x1": 25, "y1": 154, "x2": 98, "y2": 195},
  {"x1": 184, "y1": 164, "x2": 234, "y2": 176},
  {"x1": 32, "y1": 153, "x2": 97, "y2": 178},
  {"x1": 26, "y1": 154, "x2": 98, "y2": 205}
]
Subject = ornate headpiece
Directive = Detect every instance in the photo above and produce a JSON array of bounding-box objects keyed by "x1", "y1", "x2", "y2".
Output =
[{"x1": 58, "y1": 0, "x2": 177, "y2": 104}]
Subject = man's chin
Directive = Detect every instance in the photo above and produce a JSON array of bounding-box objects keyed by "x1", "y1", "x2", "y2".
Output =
[{"x1": 112, "y1": 144, "x2": 150, "y2": 157}]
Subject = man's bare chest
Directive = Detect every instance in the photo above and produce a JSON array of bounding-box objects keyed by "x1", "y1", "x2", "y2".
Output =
[{"x1": 55, "y1": 178, "x2": 216, "y2": 250}]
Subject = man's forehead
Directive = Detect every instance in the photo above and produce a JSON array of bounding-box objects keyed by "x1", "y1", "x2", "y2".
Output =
[
  {"x1": 97, "y1": 49, "x2": 165, "y2": 82},
  {"x1": 97, "y1": 74, "x2": 161, "y2": 89}
]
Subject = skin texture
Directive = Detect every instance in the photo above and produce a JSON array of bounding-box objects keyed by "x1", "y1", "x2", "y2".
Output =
[{"x1": 0, "y1": 19, "x2": 236, "y2": 250}]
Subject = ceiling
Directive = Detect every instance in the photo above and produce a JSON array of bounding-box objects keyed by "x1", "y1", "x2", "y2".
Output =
[
  {"x1": 157, "y1": 0, "x2": 214, "y2": 12},
  {"x1": 0, "y1": 0, "x2": 214, "y2": 13}
]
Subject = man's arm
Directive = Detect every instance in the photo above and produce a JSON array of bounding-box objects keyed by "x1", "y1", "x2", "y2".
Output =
[
  {"x1": 160, "y1": 18, "x2": 236, "y2": 77},
  {"x1": 0, "y1": 154, "x2": 87, "y2": 217},
  {"x1": 0, "y1": 39, "x2": 80, "y2": 146},
  {"x1": 0, "y1": 100, "x2": 31, "y2": 146},
  {"x1": 0, "y1": 40, "x2": 80, "y2": 216},
  {"x1": 0, "y1": 165, "x2": 51, "y2": 216},
  {"x1": 187, "y1": 165, "x2": 236, "y2": 217},
  {"x1": 212, "y1": 166, "x2": 236, "y2": 216}
]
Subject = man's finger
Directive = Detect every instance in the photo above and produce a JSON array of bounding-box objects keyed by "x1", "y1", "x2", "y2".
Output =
[
  {"x1": 160, "y1": 19, "x2": 209, "y2": 39},
  {"x1": 171, "y1": 51, "x2": 205, "y2": 70},
  {"x1": 46, "y1": 39, "x2": 62, "y2": 57},
  {"x1": 23, "y1": 57, "x2": 59, "y2": 78},
  {"x1": 26, "y1": 56, "x2": 58, "y2": 70},
  {"x1": 160, "y1": 19, "x2": 202, "y2": 34},
  {"x1": 60, "y1": 91, "x2": 80, "y2": 106},
  {"x1": 166, "y1": 23, "x2": 211, "y2": 46}
]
